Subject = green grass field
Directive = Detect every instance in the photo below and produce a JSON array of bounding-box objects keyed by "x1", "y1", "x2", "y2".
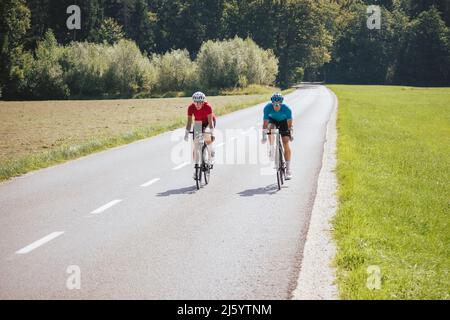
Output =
[
  {"x1": 0, "y1": 86, "x2": 294, "y2": 181},
  {"x1": 328, "y1": 85, "x2": 450, "y2": 299}
]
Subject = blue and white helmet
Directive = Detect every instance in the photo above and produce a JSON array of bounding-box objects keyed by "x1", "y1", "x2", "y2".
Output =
[
  {"x1": 192, "y1": 91, "x2": 206, "y2": 103},
  {"x1": 271, "y1": 92, "x2": 284, "y2": 103}
]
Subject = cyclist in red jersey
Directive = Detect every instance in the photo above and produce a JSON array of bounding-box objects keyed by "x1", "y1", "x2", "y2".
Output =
[{"x1": 184, "y1": 92, "x2": 216, "y2": 168}]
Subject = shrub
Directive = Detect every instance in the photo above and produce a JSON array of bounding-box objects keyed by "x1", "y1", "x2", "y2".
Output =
[
  {"x1": 61, "y1": 42, "x2": 110, "y2": 97},
  {"x1": 196, "y1": 36, "x2": 278, "y2": 90},
  {"x1": 23, "y1": 30, "x2": 69, "y2": 99},
  {"x1": 150, "y1": 49, "x2": 198, "y2": 93},
  {"x1": 103, "y1": 39, "x2": 157, "y2": 97}
]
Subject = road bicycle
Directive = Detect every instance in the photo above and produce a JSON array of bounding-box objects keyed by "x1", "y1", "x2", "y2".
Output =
[
  {"x1": 190, "y1": 124, "x2": 213, "y2": 190},
  {"x1": 266, "y1": 128, "x2": 288, "y2": 190}
]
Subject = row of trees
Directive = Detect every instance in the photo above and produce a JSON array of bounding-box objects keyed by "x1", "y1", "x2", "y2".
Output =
[
  {"x1": 325, "y1": 1, "x2": 450, "y2": 86},
  {"x1": 3, "y1": 31, "x2": 278, "y2": 99},
  {"x1": 1, "y1": 0, "x2": 450, "y2": 99}
]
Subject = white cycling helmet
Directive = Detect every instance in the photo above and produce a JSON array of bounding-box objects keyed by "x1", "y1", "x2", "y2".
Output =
[
  {"x1": 271, "y1": 92, "x2": 284, "y2": 103},
  {"x1": 192, "y1": 91, "x2": 206, "y2": 103}
]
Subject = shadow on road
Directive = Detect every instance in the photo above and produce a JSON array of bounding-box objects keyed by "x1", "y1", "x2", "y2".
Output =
[
  {"x1": 237, "y1": 184, "x2": 280, "y2": 197},
  {"x1": 156, "y1": 186, "x2": 197, "y2": 196}
]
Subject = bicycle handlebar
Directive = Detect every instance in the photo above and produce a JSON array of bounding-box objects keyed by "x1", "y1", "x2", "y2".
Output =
[
  {"x1": 190, "y1": 131, "x2": 213, "y2": 135},
  {"x1": 265, "y1": 130, "x2": 291, "y2": 135}
]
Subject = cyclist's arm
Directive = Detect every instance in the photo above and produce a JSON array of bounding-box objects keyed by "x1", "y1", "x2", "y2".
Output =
[
  {"x1": 186, "y1": 116, "x2": 192, "y2": 131},
  {"x1": 286, "y1": 107, "x2": 293, "y2": 129},
  {"x1": 207, "y1": 114, "x2": 214, "y2": 130},
  {"x1": 287, "y1": 119, "x2": 293, "y2": 129},
  {"x1": 263, "y1": 104, "x2": 271, "y2": 130}
]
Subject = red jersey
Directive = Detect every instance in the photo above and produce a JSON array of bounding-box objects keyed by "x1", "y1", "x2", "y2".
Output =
[{"x1": 187, "y1": 102, "x2": 216, "y2": 125}]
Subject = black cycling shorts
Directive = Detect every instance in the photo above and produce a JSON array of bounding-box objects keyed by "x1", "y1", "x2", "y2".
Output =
[
  {"x1": 268, "y1": 119, "x2": 290, "y2": 137},
  {"x1": 201, "y1": 118, "x2": 217, "y2": 131}
]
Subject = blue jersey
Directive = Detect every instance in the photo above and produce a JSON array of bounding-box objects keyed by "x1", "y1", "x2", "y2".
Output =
[{"x1": 263, "y1": 103, "x2": 292, "y2": 122}]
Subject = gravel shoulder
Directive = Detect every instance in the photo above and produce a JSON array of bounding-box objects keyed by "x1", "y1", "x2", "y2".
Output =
[{"x1": 292, "y1": 88, "x2": 339, "y2": 300}]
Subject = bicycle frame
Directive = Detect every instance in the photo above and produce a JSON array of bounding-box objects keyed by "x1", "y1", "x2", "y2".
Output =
[
  {"x1": 190, "y1": 122, "x2": 212, "y2": 189},
  {"x1": 192, "y1": 125, "x2": 204, "y2": 165},
  {"x1": 266, "y1": 128, "x2": 288, "y2": 190}
]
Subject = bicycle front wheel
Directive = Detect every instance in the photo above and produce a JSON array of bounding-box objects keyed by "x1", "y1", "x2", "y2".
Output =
[
  {"x1": 195, "y1": 166, "x2": 201, "y2": 190},
  {"x1": 202, "y1": 144, "x2": 210, "y2": 185},
  {"x1": 204, "y1": 165, "x2": 210, "y2": 185},
  {"x1": 277, "y1": 170, "x2": 282, "y2": 190},
  {"x1": 279, "y1": 146, "x2": 285, "y2": 186}
]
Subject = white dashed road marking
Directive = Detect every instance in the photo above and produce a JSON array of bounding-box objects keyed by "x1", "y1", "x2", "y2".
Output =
[
  {"x1": 15, "y1": 232, "x2": 64, "y2": 255},
  {"x1": 90, "y1": 199, "x2": 122, "y2": 214},
  {"x1": 140, "y1": 178, "x2": 160, "y2": 187},
  {"x1": 173, "y1": 162, "x2": 189, "y2": 170}
]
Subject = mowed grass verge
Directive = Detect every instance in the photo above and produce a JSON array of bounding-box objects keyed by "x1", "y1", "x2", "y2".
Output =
[
  {"x1": 0, "y1": 88, "x2": 294, "y2": 181},
  {"x1": 328, "y1": 85, "x2": 449, "y2": 299}
]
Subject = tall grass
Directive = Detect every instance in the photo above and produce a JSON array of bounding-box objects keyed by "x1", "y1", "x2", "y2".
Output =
[{"x1": 330, "y1": 85, "x2": 450, "y2": 299}]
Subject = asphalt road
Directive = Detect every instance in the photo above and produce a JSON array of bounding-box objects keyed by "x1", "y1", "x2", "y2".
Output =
[{"x1": 0, "y1": 85, "x2": 335, "y2": 299}]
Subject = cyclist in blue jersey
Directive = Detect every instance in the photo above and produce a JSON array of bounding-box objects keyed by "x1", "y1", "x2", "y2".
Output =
[{"x1": 261, "y1": 93, "x2": 294, "y2": 180}]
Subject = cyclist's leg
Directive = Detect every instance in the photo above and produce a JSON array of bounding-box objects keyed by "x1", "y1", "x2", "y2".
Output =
[
  {"x1": 280, "y1": 120, "x2": 291, "y2": 162},
  {"x1": 202, "y1": 123, "x2": 215, "y2": 165},
  {"x1": 282, "y1": 136, "x2": 291, "y2": 161},
  {"x1": 209, "y1": 126, "x2": 215, "y2": 164},
  {"x1": 283, "y1": 135, "x2": 292, "y2": 179},
  {"x1": 279, "y1": 120, "x2": 292, "y2": 178}
]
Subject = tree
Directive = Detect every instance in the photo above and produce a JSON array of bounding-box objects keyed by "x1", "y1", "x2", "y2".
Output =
[
  {"x1": 394, "y1": 0, "x2": 450, "y2": 25},
  {"x1": 147, "y1": 0, "x2": 225, "y2": 56},
  {"x1": 325, "y1": 3, "x2": 399, "y2": 84},
  {"x1": 275, "y1": 0, "x2": 334, "y2": 87},
  {"x1": 395, "y1": 7, "x2": 450, "y2": 86},
  {"x1": 127, "y1": 0, "x2": 157, "y2": 54},
  {"x1": 97, "y1": 17, "x2": 125, "y2": 44},
  {"x1": 25, "y1": 0, "x2": 50, "y2": 48},
  {"x1": 0, "y1": 0, "x2": 31, "y2": 98}
]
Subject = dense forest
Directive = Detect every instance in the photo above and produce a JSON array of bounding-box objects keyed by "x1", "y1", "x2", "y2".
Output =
[{"x1": 1, "y1": 0, "x2": 450, "y2": 99}]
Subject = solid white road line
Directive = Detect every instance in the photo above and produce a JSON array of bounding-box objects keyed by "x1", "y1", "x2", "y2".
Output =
[
  {"x1": 15, "y1": 232, "x2": 64, "y2": 254},
  {"x1": 140, "y1": 178, "x2": 160, "y2": 187},
  {"x1": 173, "y1": 162, "x2": 189, "y2": 170},
  {"x1": 90, "y1": 199, "x2": 122, "y2": 214}
]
